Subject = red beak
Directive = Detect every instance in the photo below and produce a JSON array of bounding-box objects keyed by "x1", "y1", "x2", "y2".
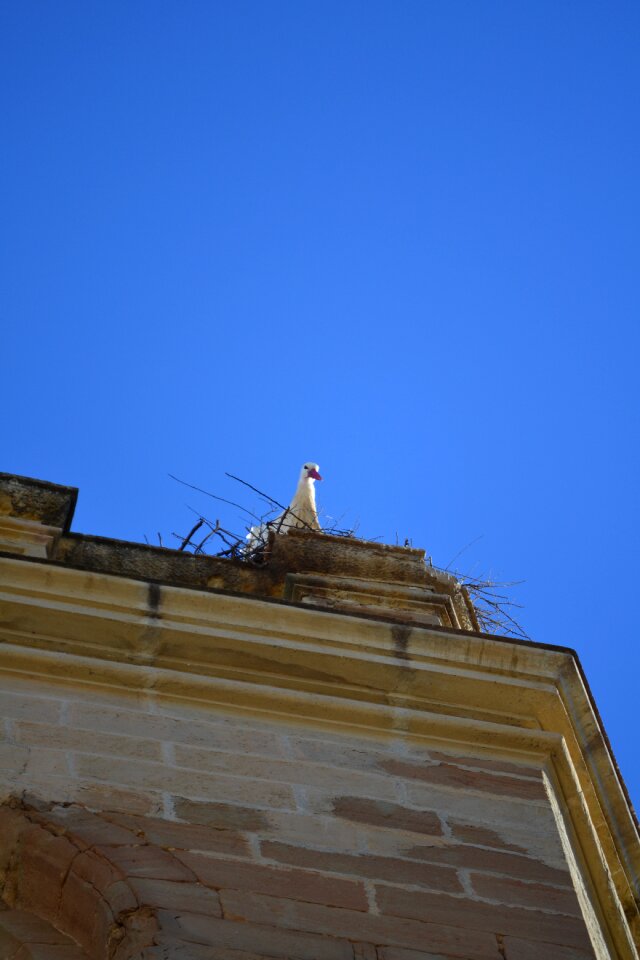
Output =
[{"x1": 308, "y1": 468, "x2": 322, "y2": 481}]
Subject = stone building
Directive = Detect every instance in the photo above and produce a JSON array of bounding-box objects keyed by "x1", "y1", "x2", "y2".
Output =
[{"x1": 0, "y1": 471, "x2": 638, "y2": 960}]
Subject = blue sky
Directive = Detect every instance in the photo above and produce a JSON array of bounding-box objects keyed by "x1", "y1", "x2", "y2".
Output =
[{"x1": 2, "y1": 3, "x2": 639, "y2": 810}]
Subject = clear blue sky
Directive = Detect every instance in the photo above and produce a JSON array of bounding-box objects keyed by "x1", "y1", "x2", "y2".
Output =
[{"x1": 2, "y1": 3, "x2": 639, "y2": 810}]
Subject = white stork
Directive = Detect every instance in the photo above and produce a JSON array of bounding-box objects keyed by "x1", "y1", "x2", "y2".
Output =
[{"x1": 246, "y1": 462, "x2": 323, "y2": 551}]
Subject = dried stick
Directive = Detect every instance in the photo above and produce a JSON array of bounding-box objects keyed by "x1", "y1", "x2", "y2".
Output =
[
  {"x1": 169, "y1": 474, "x2": 262, "y2": 522},
  {"x1": 444, "y1": 535, "x2": 484, "y2": 571},
  {"x1": 225, "y1": 473, "x2": 316, "y2": 532},
  {"x1": 179, "y1": 519, "x2": 204, "y2": 551}
]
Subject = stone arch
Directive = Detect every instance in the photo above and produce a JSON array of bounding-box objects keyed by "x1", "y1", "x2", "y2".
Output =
[{"x1": 0, "y1": 799, "x2": 159, "y2": 960}]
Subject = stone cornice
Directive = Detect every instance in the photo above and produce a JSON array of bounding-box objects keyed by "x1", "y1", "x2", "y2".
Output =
[
  {"x1": 0, "y1": 471, "x2": 479, "y2": 631},
  {"x1": 0, "y1": 473, "x2": 77, "y2": 532}
]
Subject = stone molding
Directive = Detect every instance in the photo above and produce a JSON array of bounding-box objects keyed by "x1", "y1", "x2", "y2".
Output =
[
  {"x1": 284, "y1": 572, "x2": 466, "y2": 629},
  {"x1": 0, "y1": 514, "x2": 62, "y2": 558},
  {"x1": 0, "y1": 472, "x2": 77, "y2": 532},
  {"x1": 0, "y1": 473, "x2": 479, "y2": 631}
]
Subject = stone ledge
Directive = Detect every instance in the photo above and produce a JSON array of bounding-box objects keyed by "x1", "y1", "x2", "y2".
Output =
[
  {"x1": 0, "y1": 472, "x2": 478, "y2": 630},
  {"x1": 0, "y1": 473, "x2": 77, "y2": 532}
]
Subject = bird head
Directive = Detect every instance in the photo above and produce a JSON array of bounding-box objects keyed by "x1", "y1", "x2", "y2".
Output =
[{"x1": 301, "y1": 462, "x2": 322, "y2": 482}]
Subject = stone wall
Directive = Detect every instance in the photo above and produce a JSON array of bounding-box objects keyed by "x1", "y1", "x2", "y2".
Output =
[{"x1": 0, "y1": 673, "x2": 595, "y2": 960}]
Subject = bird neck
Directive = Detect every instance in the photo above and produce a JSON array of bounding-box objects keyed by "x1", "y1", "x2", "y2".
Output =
[{"x1": 295, "y1": 477, "x2": 316, "y2": 505}]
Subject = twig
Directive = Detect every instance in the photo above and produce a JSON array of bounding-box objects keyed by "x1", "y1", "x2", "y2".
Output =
[
  {"x1": 179, "y1": 519, "x2": 204, "y2": 551},
  {"x1": 225, "y1": 473, "x2": 316, "y2": 532},
  {"x1": 169, "y1": 474, "x2": 262, "y2": 522},
  {"x1": 445, "y1": 535, "x2": 484, "y2": 572},
  {"x1": 225, "y1": 472, "x2": 289, "y2": 512},
  {"x1": 195, "y1": 531, "x2": 215, "y2": 553}
]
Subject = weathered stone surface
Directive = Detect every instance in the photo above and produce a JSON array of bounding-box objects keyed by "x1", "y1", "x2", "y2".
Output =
[
  {"x1": 0, "y1": 473, "x2": 77, "y2": 532},
  {"x1": 376, "y1": 885, "x2": 593, "y2": 950},
  {"x1": 425, "y1": 751, "x2": 542, "y2": 779},
  {"x1": 260, "y1": 841, "x2": 463, "y2": 893},
  {"x1": 103, "y1": 812, "x2": 252, "y2": 857},
  {"x1": 217, "y1": 890, "x2": 503, "y2": 959},
  {"x1": 58, "y1": 868, "x2": 114, "y2": 959},
  {"x1": 0, "y1": 690, "x2": 62, "y2": 724},
  {"x1": 447, "y1": 820, "x2": 530, "y2": 852},
  {"x1": 10, "y1": 947, "x2": 91, "y2": 960},
  {"x1": 15, "y1": 720, "x2": 165, "y2": 764},
  {"x1": 377, "y1": 949, "x2": 463, "y2": 960},
  {"x1": 404, "y1": 839, "x2": 573, "y2": 886},
  {"x1": 0, "y1": 906, "x2": 91, "y2": 958},
  {"x1": 379, "y1": 758, "x2": 547, "y2": 802},
  {"x1": 92, "y1": 843, "x2": 196, "y2": 882},
  {"x1": 37, "y1": 805, "x2": 141, "y2": 848},
  {"x1": 171, "y1": 798, "x2": 270, "y2": 832},
  {"x1": 133, "y1": 946, "x2": 277, "y2": 960},
  {"x1": 131, "y1": 877, "x2": 222, "y2": 915},
  {"x1": 51, "y1": 524, "x2": 478, "y2": 630},
  {"x1": 75, "y1": 753, "x2": 296, "y2": 810},
  {"x1": 172, "y1": 742, "x2": 398, "y2": 800},
  {"x1": 332, "y1": 797, "x2": 444, "y2": 837},
  {"x1": 175, "y1": 851, "x2": 369, "y2": 911},
  {"x1": 69, "y1": 851, "x2": 137, "y2": 914},
  {"x1": 0, "y1": 905, "x2": 73, "y2": 943},
  {"x1": 154, "y1": 911, "x2": 355, "y2": 959},
  {"x1": 501, "y1": 936, "x2": 596, "y2": 959},
  {"x1": 13, "y1": 827, "x2": 79, "y2": 922},
  {"x1": 469, "y1": 871, "x2": 582, "y2": 916}
]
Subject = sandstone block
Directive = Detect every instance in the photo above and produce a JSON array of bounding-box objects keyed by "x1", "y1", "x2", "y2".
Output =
[
  {"x1": 469, "y1": 871, "x2": 582, "y2": 916},
  {"x1": 131, "y1": 877, "x2": 222, "y2": 915},
  {"x1": 286, "y1": 734, "x2": 386, "y2": 772},
  {"x1": 15, "y1": 826, "x2": 79, "y2": 922},
  {"x1": 12, "y1": 944, "x2": 91, "y2": 959},
  {"x1": 501, "y1": 936, "x2": 595, "y2": 959},
  {"x1": 0, "y1": 691, "x2": 62, "y2": 724},
  {"x1": 76, "y1": 754, "x2": 295, "y2": 810},
  {"x1": 172, "y1": 744, "x2": 397, "y2": 800},
  {"x1": 375, "y1": 885, "x2": 592, "y2": 951},
  {"x1": 217, "y1": 891, "x2": 503, "y2": 959},
  {"x1": 69, "y1": 703, "x2": 287, "y2": 757},
  {"x1": 172, "y1": 798, "x2": 270, "y2": 832},
  {"x1": 447, "y1": 820, "x2": 529, "y2": 852},
  {"x1": 134, "y1": 946, "x2": 267, "y2": 960},
  {"x1": 0, "y1": 906, "x2": 75, "y2": 944},
  {"x1": 75, "y1": 783, "x2": 159, "y2": 816},
  {"x1": 0, "y1": 922, "x2": 20, "y2": 956},
  {"x1": 175, "y1": 851, "x2": 369, "y2": 911},
  {"x1": 332, "y1": 797, "x2": 444, "y2": 837},
  {"x1": 404, "y1": 838, "x2": 573, "y2": 887},
  {"x1": 69, "y1": 851, "x2": 137, "y2": 914},
  {"x1": 15, "y1": 721, "x2": 164, "y2": 763},
  {"x1": 103, "y1": 811, "x2": 252, "y2": 857},
  {"x1": 0, "y1": 807, "x2": 29, "y2": 880},
  {"x1": 378, "y1": 948, "x2": 462, "y2": 960},
  {"x1": 58, "y1": 869, "x2": 114, "y2": 960},
  {"x1": 379, "y1": 759, "x2": 547, "y2": 803},
  {"x1": 260, "y1": 841, "x2": 463, "y2": 893},
  {"x1": 153, "y1": 910, "x2": 355, "y2": 960},
  {"x1": 425, "y1": 751, "x2": 542, "y2": 779},
  {"x1": 93, "y1": 843, "x2": 196, "y2": 882},
  {"x1": 43, "y1": 806, "x2": 142, "y2": 849}
]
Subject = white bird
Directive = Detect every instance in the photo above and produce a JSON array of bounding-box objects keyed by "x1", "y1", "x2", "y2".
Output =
[{"x1": 246, "y1": 462, "x2": 323, "y2": 551}]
